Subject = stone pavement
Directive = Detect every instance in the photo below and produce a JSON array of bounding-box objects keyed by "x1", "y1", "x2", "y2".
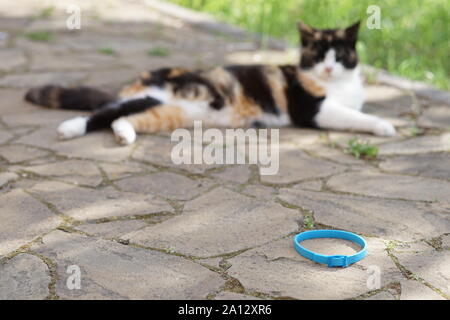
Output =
[{"x1": 0, "y1": 0, "x2": 449, "y2": 300}]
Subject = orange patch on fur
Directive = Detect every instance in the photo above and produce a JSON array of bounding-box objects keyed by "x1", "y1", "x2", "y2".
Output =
[
  {"x1": 125, "y1": 105, "x2": 186, "y2": 133},
  {"x1": 298, "y1": 73, "x2": 326, "y2": 97},
  {"x1": 140, "y1": 71, "x2": 151, "y2": 80},
  {"x1": 231, "y1": 87, "x2": 262, "y2": 126},
  {"x1": 119, "y1": 81, "x2": 147, "y2": 99},
  {"x1": 264, "y1": 66, "x2": 288, "y2": 113},
  {"x1": 169, "y1": 68, "x2": 189, "y2": 78},
  {"x1": 48, "y1": 87, "x2": 61, "y2": 109}
]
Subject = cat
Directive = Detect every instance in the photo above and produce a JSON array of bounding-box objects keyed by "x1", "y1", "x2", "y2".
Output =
[{"x1": 24, "y1": 21, "x2": 396, "y2": 146}]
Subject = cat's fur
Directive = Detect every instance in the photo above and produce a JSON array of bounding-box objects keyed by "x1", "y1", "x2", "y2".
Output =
[{"x1": 24, "y1": 21, "x2": 396, "y2": 145}]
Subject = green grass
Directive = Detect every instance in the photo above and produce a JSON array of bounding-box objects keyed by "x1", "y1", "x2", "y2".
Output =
[
  {"x1": 147, "y1": 46, "x2": 171, "y2": 57},
  {"x1": 346, "y1": 138, "x2": 379, "y2": 160},
  {"x1": 37, "y1": 6, "x2": 55, "y2": 19},
  {"x1": 98, "y1": 47, "x2": 117, "y2": 55},
  {"x1": 24, "y1": 30, "x2": 52, "y2": 42},
  {"x1": 169, "y1": 0, "x2": 450, "y2": 90}
]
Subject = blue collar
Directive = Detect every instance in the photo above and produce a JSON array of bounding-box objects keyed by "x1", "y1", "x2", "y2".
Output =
[{"x1": 293, "y1": 230, "x2": 367, "y2": 268}]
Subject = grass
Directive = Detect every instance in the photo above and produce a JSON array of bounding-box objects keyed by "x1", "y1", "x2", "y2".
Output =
[
  {"x1": 346, "y1": 138, "x2": 379, "y2": 160},
  {"x1": 98, "y1": 47, "x2": 117, "y2": 56},
  {"x1": 24, "y1": 30, "x2": 52, "y2": 42},
  {"x1": 37, "y1": 6, "x2": 55, "y2": 19},
  {"x1": 169, "y1": 0, "x2": 450, "y2": 90},
  {"x1": 147, "y1": 46, "x2": 171, "y2": 57}
]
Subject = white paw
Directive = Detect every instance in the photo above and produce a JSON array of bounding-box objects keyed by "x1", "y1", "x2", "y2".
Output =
[
  {"x1": 57, "y1": 117, "x2": 88, "y2": 140},
  {"x1": 373, "y1": 120, "x2": 396, "y2": 137},
  {"x1": 112, "y1": 119, "x2": 136, "y2": 145}
]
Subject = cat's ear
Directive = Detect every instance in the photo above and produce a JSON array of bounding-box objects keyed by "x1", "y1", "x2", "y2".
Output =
[
  {"x1": 298, "y1": 20, "x2": 315, "y2": 44},
  {"x1": 298, "y1": 21, "x2": 314, "y2": 35},
  {"x1": 345, "y1": 21, "x2": 361, "y2": 40}
]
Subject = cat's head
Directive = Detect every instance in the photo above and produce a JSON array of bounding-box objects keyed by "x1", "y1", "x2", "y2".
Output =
[{"x1": 298, "y1": 21, "x2": 360, "y2": 80}]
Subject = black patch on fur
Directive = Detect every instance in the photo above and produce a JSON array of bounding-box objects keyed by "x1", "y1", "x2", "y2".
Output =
[
  {"x1": 141, "y1": 68, "x2": 225, "y2": 110},
  {"x1": 86, "y1": 97, "x2": 161, "y2": 132},
  {"x1": 24, "y1": 86, "x2": 115, "y2": 111},
  {"x1": 226, "y1": 65, "x2": 279, "y2": 115},
  {"x1": 279, "y1": 66, "x2": 325, "y2": 128}
]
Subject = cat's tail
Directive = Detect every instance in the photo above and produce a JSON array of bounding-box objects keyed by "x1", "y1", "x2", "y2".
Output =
[{"x1": 24, "y1": 85, "x2": 115, "y2": 111}]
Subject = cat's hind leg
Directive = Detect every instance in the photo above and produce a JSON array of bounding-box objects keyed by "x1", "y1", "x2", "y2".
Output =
[
  {"x1": 57, "y1": 97, "x2": 161, "y2": 140},
  {"x1": 314, "y1": 99, "x2": 396, "y2": 136},
  {"x1": 112, "y1": 105, "x2": 187, "y2": 145}
]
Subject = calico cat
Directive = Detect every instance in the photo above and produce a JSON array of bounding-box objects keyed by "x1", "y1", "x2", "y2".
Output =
[{"x1": 24, "y1": 21, "x2": 396, "y2": 145}]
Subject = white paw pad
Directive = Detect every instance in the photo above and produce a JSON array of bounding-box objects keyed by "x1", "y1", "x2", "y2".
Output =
[
  {"x1": 374, "y1": 120, "x2": 396, "y2": 137},
  {"x1": 112, "y1": 119, "x2": 136, "y2": 145},
  {"x1": 57, "y1": 117, "x2": 88, "y2": 140}
]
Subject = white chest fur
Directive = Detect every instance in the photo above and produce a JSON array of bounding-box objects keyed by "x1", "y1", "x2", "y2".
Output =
[{"x1": 305, "y1": 67, "x2": 365, "y2": 111}]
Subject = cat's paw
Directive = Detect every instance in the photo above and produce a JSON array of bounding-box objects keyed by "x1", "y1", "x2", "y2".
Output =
[
  {"x1": 112, "y1": 119, "x2": 136, "y2": 145},
  {"x1": 57, "y1": 117, "x2": 88, "y2": 140},
  {"x1": 373, "y1": 120, "x2": 396, "y2": 137}
]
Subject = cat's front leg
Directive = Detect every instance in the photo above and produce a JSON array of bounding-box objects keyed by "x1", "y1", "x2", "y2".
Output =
[{"x1": 314, "y1": 98, "x2": 396, "y2": 136}]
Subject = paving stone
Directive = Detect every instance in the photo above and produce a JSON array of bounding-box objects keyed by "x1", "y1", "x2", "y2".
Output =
[
  {"x1": 4, "y1": 109, "x2": 82, "y2": 127},
  {"x1": 306, "y1": 145, "x2": 366, "y2": 165},
  {"x1": 0, "y1": 189, "x2": 60, "y2": 256},
  {"x1": 132, "y1": 135, "x2": 222, "y2": 174},
  {"x1": 260, "y1": 149, "x2": 346, "y2": 184},
  {"x1": 418, "y1": 105, "x2": 450, "y2": 129},
  {"x1": 25, "y1": 160, "x2": 103, "y2": 187},
  {"x1": 76, "y1": 220, "x2": 149, "y2": 238},
  {"x1": 123, "y1": 188, "x2": 300, "y2": 257},
  {"x1": 328, "y1": 131, "x2": 402, "y2": 149},
  {"x1": 442, "y1": 234, "x2": 450, "y2": 249},
  {"x1": 400, "y1": 280, "x2": 445, "y2": 300},
  {"x1": 17, "y1": 127, "x2": 135, "y2": 162},
  {"x1": 278, "y1": 128, "x2": 322, "y2": 149},
  {"x1": 31, "y1": 230, "x2": 224, "y2": 299},
  {"x1": 0, "y1": 253, "x2": 50, "y2": 300},
  {"x1": 0, "y1": 172, "x2": 18, "y2": 188},
  {"x1": 241, "y1": 184, "x2": 277, "y2": 200},
  {"x1": 379, "y1": 133, "x2": 450, "y2": 155},
  {"x1": 0, "y1": 89, "x2": 38, "y2": 116},
  {"x1": 364, "y1": 291, "x2": 396, "y2": 300},
  {"x1": 211, "y1": 165, "x2": 252, "y2": 184},
  {"x1": 0, "y1": 144, "x2": 49, "y2": 163},
  {"x1": 0, "y1": 130, "x2": 14, "y2": 144},
  {"x1": 115, "y1": 171, "x2": 212, "y2": 201},
  {"x1": 28, "y1": 181, "x2": 172, "y2": 221},
  {"x1": 364, "y1": 85, "x2": 416, "y2": 118},
  {"x1": 380, "y1": 153, "x2": 450, "y2": 180},
  {"x1": 227, "y1": 237, "x2": 401, "y2": 300},
  {"x1": 98, "y1": 162, "x2": 149, "y2": 181},
  {"x1": 292, "y1": 180, "x2": 323, "y2": 191},
  {"x1": 29, "y1": 52, "x2": 123, "y2": 72},
  {"x1": 84, "y1": 68, "x2": 138, "y2": 92},
  {"x1": 278, "y1": 188, "x2": 450, "y2": 241},
  {"x1": 0, "y1": 72, "x2": 86, "y2": 88},
  {"x1": 215, "y1": 292, "x2": 262, "y2": 300},
  {"x1": 395, "y1": 248, "x2": 450, "y2": 297},
  {"x1": 0, "y1": 48, "x2": 27, "y2": 72},
  {"x1": 327, "y1": 171, "x2": 450, "y2": 203}
]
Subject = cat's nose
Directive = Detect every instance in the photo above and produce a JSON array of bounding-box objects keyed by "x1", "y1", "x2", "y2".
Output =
[{"x1": 324, "y1": 67, "x2": 333, "y2": 74}]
